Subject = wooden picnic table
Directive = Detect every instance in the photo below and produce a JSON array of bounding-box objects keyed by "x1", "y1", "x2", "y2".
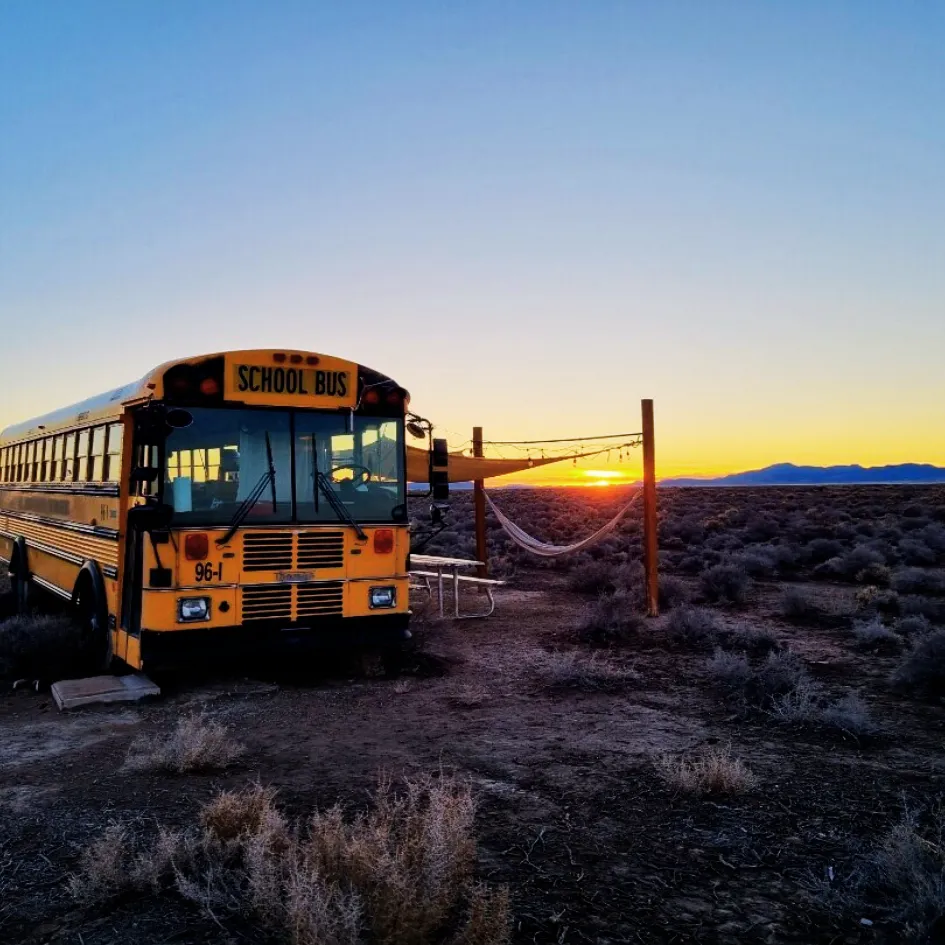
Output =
[{"x1": 409, "y1": 554, "x2": 501, "y2": 619}]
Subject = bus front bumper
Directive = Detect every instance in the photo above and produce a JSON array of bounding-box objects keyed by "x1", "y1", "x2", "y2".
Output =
[{"x1": 139, "y1": 613, "x2": 410, "y2": 669}]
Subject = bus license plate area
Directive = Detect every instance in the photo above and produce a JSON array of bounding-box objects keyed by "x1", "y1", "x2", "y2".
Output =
[{"x1": 277, "y1": 571, "x2": 315, "y2": 584}]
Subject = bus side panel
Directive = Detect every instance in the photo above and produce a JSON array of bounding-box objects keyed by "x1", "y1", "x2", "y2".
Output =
[
  {"x1": 0, "y1": 533, "x2": 12, "y2": 564},
  {"x1": 19, "y1": 547, "x2": 81, "y2": 600}
]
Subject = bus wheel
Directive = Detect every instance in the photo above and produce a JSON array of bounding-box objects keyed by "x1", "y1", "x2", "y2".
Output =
[
  {"x1": 9, "y1": 540, "x2": 29, "y2": 615},
  {"x1": 73, "y1": 575, "x2": 112, "y2": 675}
]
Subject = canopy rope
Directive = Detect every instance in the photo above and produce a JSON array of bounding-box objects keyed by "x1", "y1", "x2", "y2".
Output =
[{"x1": 484, "y1": 489, "x2": 643, "y2": 557}]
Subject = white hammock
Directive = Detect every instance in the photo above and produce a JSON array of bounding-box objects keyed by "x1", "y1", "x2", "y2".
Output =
[{"x1": 484, "y1": 490, "x2": 643, "y2": 557}]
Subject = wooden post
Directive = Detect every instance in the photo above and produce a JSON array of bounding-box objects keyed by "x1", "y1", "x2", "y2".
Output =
[
  {"x1": 473, "y1": 427, "x2": 488, "y2": 578},
  {"x1": 641, "y1": 399, "x2": 659, "y2": 617}
]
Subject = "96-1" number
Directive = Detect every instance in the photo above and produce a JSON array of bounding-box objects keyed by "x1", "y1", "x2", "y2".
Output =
[{"x1": 195, "y1": 563, "x2": 223, "y2": 582}]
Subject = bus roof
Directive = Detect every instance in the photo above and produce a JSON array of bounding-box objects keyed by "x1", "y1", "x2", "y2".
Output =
[{"x1": 0, "y1": 349, "x2": 399, "y2": 445}]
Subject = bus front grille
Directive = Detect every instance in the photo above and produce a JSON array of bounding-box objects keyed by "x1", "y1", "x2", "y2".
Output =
[
  {"x1": 243, "y1": 533, "x2": 293, "y2": 572},
  {"x1": 296, "y1": 581, "x2": 344, "y2": 617},
  {"x1": 242, "y1": 585, "x2": 292, "y2": 621},
  {"x1": 297, "y1": 532, "x2": 345, "y2": 570}
]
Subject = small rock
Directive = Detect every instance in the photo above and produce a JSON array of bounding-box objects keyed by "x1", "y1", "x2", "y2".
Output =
[{"x1": 860, "y1": 918, "x2": 874, "y2": 927}]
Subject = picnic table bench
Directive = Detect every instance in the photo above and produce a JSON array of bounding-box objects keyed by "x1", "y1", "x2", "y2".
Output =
[{"x1": 409, "y1": 554, "x2": 505, "y2": 619}]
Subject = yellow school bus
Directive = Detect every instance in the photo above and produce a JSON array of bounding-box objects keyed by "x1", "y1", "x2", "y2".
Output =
[{"x1": 0, "y1": 350, "x2": 416, "y2": 672}]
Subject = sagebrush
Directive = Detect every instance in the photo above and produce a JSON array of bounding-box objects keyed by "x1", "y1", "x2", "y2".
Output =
[{"x1": 70, "y1": 775, "x2": 510, "y2": 945}]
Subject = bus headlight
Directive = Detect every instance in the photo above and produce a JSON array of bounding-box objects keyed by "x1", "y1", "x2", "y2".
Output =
[
  {"x1": 178, "y1": 597, "x2": 211, "y2": 622},
  {"x1": 369, "y1": 586, "x2": 397, "y2": 609}
]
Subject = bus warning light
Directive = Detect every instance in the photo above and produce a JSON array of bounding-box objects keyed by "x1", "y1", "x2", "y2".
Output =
[
  {"x1": 185, "y1": 533, "x2": 209, "y2": 560},
  {"x1": 374, "y1": 529, "x2": 394, "y2": 554}
]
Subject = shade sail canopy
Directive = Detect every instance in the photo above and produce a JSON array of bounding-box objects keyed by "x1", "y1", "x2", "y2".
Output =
[{"x1": 406, "y1": 445, "x2": 568, "y2": 483}]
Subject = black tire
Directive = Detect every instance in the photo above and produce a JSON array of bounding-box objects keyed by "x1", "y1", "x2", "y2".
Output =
[
  {"x1": 9, "y1": 544, "x2": 29, "y2": 615},
  {"x1": 73, "y1": 578, "x2": 113, "y2": 675}
]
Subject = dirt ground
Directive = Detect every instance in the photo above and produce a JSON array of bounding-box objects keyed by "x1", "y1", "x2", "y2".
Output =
[{"x1": 1, "y1": 487, "x2": 944, "y2": 944}]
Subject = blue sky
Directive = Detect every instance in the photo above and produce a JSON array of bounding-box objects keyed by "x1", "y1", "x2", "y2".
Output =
[{"x1": 1, "y1": 2, "x2": 943, "y2": 478}]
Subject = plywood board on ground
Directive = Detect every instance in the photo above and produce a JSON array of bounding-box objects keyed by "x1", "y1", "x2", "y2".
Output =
[{"x1": 51, "y1": 674, "x2": 161, "y2": 711}]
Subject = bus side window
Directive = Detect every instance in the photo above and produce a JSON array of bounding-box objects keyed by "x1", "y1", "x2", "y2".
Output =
[
  {"x1": 41, "y1": 438, "x2": 51, "y2": 482},
  {"x1": 62, "y1": 433, "x2": 76, "y2": 481},
  {"x1": 76, "y1": 430, "x2": 90, "y2": 482},
  {"x1": 34, "y1": 439, "x2": 44, "y2": 482},
  {"x1": 25, "y1": 442, "x2": 35, "y2": 484},
  {"x1": 47, "y1": 437, "x2": 59, "y2": 482},
  {"x1": 105, "y1": 424, "x2": 123, "y2": 482},
  {"x1": 52, "y1": 435, "x2": 64, "y2": 482},
  {"x1": 90, "y1": 427, "x2": 106, "y2": 482},
  {"x1": 0, "y1": 447, "x2": 6, "y2": 482}
]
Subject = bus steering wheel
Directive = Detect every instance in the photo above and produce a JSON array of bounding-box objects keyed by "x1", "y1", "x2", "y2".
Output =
[{"x1": 330, "y1": 464, "x2": 372, "y2": 486}]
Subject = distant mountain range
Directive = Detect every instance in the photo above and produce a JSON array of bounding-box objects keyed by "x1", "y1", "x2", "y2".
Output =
[
  {"x1": 660, "y1": 463, "x2": 945, "y2": 487},
  {"x1": 407, "y1": 462, "x2": 945, "y2": 492}
]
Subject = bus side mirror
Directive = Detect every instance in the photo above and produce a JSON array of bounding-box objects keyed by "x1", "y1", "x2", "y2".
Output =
[{"x1": 430, "y1": 438, "x2": 449, "y2": 502}]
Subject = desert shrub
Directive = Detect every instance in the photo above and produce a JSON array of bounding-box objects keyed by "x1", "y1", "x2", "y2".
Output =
[
  {"x1": 762, "y1": 542, "x2": 802, "y2": 575},
  {"x1": 705, "y1": 649, "x2": 754, "y2": 698},
  {"x1": 840, "y1": 807, "x2": 945, "y2": 941},
  {"x1": 899, "y1": 595, "x2": 945, "y2": 624},
  {"x1": 658, "y1": 575, "x2": 690, "y2": 610},
  {"x1": 654, "y1": 746, "x2": 757, "y2": 796},
  {"x1": 573, "y1": 591, "x2": 643, "y2": 647},
  {"x1": 852, "y1": 618, "x2": 902, "y2": 652},
  {"x1": 897, "y1": 615, "x2": 932, "y2": 637},
  {"x1": 892, "y1": 568, "x2": 945, "y2": 597},
  {"x1": 856, "y1": 563, "x2": 892, "y2": 586},
  {"x1": 892, "y1": 629, "x2": 945, "y2": 696},
  {"x1": 818, "y1": 693, "x2": 879, "y2": 737},
  {"x1": 726, "y1": 623, "x2": 781, "y2": 656},
  {"x1": 568, "y1": 560, "x2": 621, "y2": 595},
  {"x1": 741, "y1": 515, "x2": 779, "y2": 543},
  {"x1": 666, "y1": 606, "x2": 720, "y2": 645},
  {"x1": 897, "y1": 539, "x2": 937, "y2": 566},
  {"x1": 676, "y1": 554, "x2": 704, "y2": 575},
  {"x1": 780, "y1": 588, "x2": 829, "y2": 625},
  {"x1": 733, "y1": 549, "x2": 777, "y2": 580},
  {"x1": 918, "y1": 522, "x2": 945, "y2": 553},
  {"x1": 0, "y1": 613, "x2": 85, "y2": 680},
  {"x1": 707, "y1": 648, "x2": 814, "y2": 714},
  {"x1": 70, "y1": 775, "x2": 511, "y2": 945},
  {"x1": 821, "y1": 546, "x2": 887, "y2": 583},
  {"x1": 488, "y1": 554, "x2": 517, "y2": 581},
  {"x1": 768, "y1": 676, "x2": 825, "y2": 725},
  {"x1": 125, "y1": 715, "x2": 245, "y2": 774},
  {"x1": 855, "y1": 586, "x2": 901, "y2": 618},
  {"x1": 806, "y1": 538, "x2": 846, "y2": 565},
  {"x1": 534, "y1": 650, "x2": 638, "y2": 693},
  {"x1": 700, "y1": 563, "x2": 751, "y2": 606}
]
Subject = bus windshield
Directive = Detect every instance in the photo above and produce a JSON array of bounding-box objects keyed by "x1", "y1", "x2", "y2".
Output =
[{"x1": 163, "y1": 407, "x2": 405, "y2": 526}]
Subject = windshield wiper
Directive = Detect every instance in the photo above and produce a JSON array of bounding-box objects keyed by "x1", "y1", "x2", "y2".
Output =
[
  {"x1": 315, "y1": 470, "x2": 367, "y2": 541},
  {"x1": 216, "y1": 432, "x2": 277, "y2": 545}
]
